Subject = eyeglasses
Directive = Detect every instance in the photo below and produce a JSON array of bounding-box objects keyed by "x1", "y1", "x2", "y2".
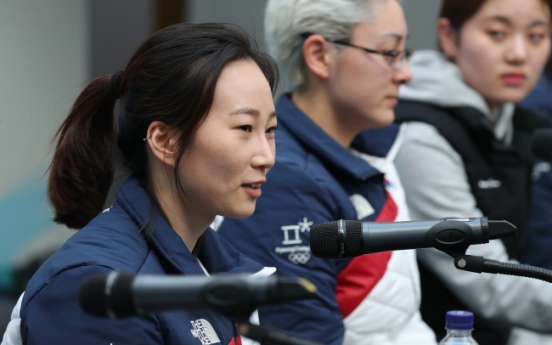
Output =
[{"x1": 301, "y1": 33, "x2": 412, "y2": 69}]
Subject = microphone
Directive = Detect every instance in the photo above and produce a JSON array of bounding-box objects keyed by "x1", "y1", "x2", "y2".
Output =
[
  {"x1": 309, "y1": 217, "x2": 516, "y2": 258},
  {"x1": 79, "y1": 272, "x2": 317, "y2": 319},
  {"x1": 532, "y1": 128, "x2": 552, "y2": 160}
]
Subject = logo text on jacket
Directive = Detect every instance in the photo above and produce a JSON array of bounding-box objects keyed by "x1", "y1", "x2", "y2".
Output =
[{"x1": 190, "y1": 319, "x2": 221, "y2": 344}]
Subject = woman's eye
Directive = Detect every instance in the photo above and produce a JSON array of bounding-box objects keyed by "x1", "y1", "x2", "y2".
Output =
[
  {"x1": 382, "y1": 51, "x2": 399, "y2": 63},
  {"x1": 239, "y1": 125, "x2": 253, "y2": 132},
  {"x1": 529, "y1": 33, "x2": 545, "y2": 43},
  {"x1": 488, "y1": 30, "x2": 505, "y2": 39},
  {"x1": 266, "y1": 126, "x2": 278, "y2": 134}
]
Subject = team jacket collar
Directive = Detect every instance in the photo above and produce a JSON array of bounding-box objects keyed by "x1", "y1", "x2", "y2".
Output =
[
  {"x1": 276, "y1": 94, "x2": 399, "y2": 180},
  {"x1": 117, "y1": 176, "x2": 264, "y2": 276}
]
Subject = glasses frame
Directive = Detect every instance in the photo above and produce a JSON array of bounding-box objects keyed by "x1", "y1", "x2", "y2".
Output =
[{"x1": 301, "y1": 32, "x2": 411, "y2": 69}]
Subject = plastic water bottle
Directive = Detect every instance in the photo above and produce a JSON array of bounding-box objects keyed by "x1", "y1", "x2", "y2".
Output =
[{"x1": 438, "y1": 310, "x2": 479, "y2": 345}]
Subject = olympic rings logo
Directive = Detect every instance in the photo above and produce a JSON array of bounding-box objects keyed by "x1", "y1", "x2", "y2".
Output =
[{"x1": 288, "y1": 251, "x2": 311, "y2": 264}]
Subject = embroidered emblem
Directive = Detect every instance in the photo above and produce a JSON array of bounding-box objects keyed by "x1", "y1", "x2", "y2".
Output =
[
  {"x1": 298, "y1": 217, "x2": 313, "y2": 232},
  {"x1": 280, "y1": 217, "x2": 312, "y2": 245},
  {"x1": 275, "y1": 246, "x2": 312, "y2": 264},
  {"x1": 281, "y1": 225, "x2": 302, "y2": 245},
  {"x1": 275, "y1": 217, "x2": 313, "y2": 264},
  {"x1": 190, "y1": 319, "x2": 221, "y2": 344}
]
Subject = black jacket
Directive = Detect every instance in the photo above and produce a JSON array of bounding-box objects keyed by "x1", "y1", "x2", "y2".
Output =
[{"x1": 395, "y1": 100, "x2": 551, "y2": 345}]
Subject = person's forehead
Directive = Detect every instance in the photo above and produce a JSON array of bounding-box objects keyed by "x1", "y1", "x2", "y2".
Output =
[
  {"x1": 472, "y1": 0, "x2": 551, "y2": 26},
  {"x1": 352, "y1": 22, "x2": 408, "y2": 44},
  {"x1": 353, "y1": 2, "x2": 407, "y2": 39}
]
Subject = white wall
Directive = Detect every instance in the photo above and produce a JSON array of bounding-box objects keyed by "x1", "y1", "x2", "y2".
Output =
[
  {"x1": 0, "y1": 0, "x2": 89, "y2": 288},
  {"x1": 90, "y1": 0, "x2": 152, "y2": 77},
  {"x1": 187, "y1": 0, "x2": 268, "y2": 50},
  {"x1": 402, "y1": 0, "x2": 442, "y2": 51},
  {"x1": 187, "y1": 0, "x2": 443, "y2": 52}
]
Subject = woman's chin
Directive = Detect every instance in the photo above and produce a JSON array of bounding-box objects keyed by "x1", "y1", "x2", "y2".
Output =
[
  {"x1": 222, "y1": 206, "x2": 256, "y2": 219},
  {"x1": 486, "y1": 89, "x2": 530, "y2": 106}
]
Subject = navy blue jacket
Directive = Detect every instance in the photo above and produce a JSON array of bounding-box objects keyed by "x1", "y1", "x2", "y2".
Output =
[
  {"x1": 520, "y1": 75, "x2": 552, "y2": 268},
  {"x1": 20, "y1": 176, "x2": 263, "y2": 345},
  {"x1": 522, "y1": 75, "x2": 552, "y2": 118},
  {"x1": 219, "y1": 94, "x2": 402, "y2": 345}
]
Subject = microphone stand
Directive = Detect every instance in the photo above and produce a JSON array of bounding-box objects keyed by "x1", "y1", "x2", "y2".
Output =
[
  {"x1": 420, "y1": 220, "x2": 552, "y2": 283},
  {"x1": 237, "y1": 322, "x2": 326, "y2": 345},
  {"x1": 434, "y1": 240, "x2": 552, "y2": 283},
  {"x1": 452, "y1": 254, "x2": 552, "y2": 283}
]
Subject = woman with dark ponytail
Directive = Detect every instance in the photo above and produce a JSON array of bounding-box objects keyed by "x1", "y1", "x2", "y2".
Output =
[{"x1": 4, "y1": 22, "x2": 279, "y2": 345}]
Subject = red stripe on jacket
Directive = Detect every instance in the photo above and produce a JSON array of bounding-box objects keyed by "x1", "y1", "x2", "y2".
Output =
[
  {"x1": 228, "y1": 335, "x2": 242, "y2": 345},
  {"x1": 336, "y1": 191, "x2": 398, "y2": 318}
]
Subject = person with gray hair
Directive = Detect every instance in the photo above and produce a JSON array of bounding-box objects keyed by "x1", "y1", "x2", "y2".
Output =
[
  {"x1": 265, "y1": 0, "x2": 371, "y2": 89},
  {"x1": 218, "y1": 1, "x2": 437, "y2": 344}
]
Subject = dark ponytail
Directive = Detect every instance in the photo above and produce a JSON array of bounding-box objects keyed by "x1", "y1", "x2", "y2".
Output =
[
  {"x1": 48, "y1": 75, "x2": 118, "y2": 229},
  {"x1": 48, "y1": 23, "x2": 279, "y2": 230}
]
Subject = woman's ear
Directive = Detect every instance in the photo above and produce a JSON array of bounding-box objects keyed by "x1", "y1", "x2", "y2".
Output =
[
  {"x1": 302, "y1": 34, "x2": 333, "y2": 80},
  {"x1": 146, "y1": 121, "x2": 178, "y2": 167},
  {"x1": 437, "y1": 18, "x2": 459, "y2": 60}
]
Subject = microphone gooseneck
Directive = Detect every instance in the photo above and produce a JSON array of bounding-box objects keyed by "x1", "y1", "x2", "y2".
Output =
[{"x1": 454, "y1": 255, "x2": 552, "y2": 284}]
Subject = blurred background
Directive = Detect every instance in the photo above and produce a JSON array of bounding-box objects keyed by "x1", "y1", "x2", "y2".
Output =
[{"x1": 0, "y1": 0, "x2": 441, "y2": 329}]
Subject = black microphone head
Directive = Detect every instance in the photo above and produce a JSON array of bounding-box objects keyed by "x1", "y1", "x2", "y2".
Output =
[
  {"x1": 79, "y1": 272, "x2": 136, "y2": 318},
  {"x1": 532, "y1": 128, "x2": 552, "y2": 160},
  {"x1": 309, "y1": 220, "x2": 363, "y2": 258},
  {"x1": 79, "y1": 273, "x2": 111, "y2": 317}
]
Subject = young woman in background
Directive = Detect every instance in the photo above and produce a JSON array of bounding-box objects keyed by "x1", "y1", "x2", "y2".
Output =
[{"x1": 393, "y1": 0, "x2": 552, "y2": 344}]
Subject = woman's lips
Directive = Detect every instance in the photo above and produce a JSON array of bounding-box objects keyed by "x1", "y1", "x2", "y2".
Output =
[
  {"x1": 502, "y1": 73, "x2": 526, "y2": 86},
  {"x1": 385, "y1": 96, "x2": 398, "y2": 105},
  {"x1": 242, "y1": 183, "x2": 263, "y2": 198}
]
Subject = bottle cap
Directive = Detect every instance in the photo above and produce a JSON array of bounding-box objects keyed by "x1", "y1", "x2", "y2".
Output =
[{"x1": 445, "y1": 310, "x2": 474, "y2": 330}]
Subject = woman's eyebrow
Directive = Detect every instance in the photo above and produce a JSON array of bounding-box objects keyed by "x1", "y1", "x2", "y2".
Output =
[
  {"x1": 230, "y1": 108, "x2": 278, "y2": 118},
  {"x1": 230, "y1": 107, "x2": 260, "y2": 116},
  {"x1": 483, "y1": 15, "x2": 550, "y2": 29},
  {"x1": 527, "y1": 19, "x2": 550, "y2": 29},
  {"x1": 379, "y1": 32, "x2": 408, "y2": 43},
  {"x1": 482, "y1": 15, "x2": 513, "y2": 27}
]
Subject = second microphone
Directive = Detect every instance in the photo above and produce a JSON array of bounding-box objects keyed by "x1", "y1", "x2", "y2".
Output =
[{"x1": 309, "y1": 217, "x2": 516, "y2": 259}]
